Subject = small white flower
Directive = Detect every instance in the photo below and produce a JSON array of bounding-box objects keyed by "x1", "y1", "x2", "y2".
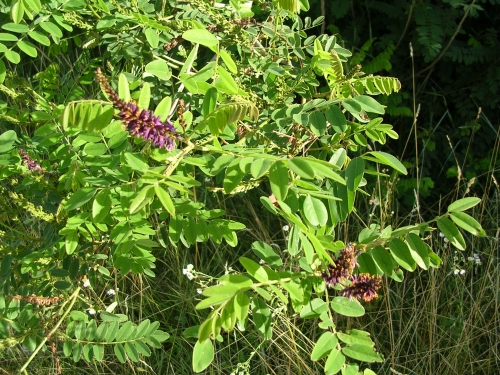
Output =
[
  {"x1": 186, "y1": 273, "x2": 194, "y2": 281},
  {"x1": 475, "y1": 259, "x2": 482, "y2": 265},
  {"x1": 460, "y1": 269, "x2": 466, "y2": 275},
  {"x1": 196, "y1": 288, "x2": 202, "y2": 294},
  {"x1": 282, "y1": 225, "x2": 290, "y2": 232},
  {"x1": 259, "y1": 259, "x2": 265, "y2": 264},
  {"x1": 88, "y1": 308, "x2": 96, "y2": 315},
  {"x1": 454, "y1": 269, "x2": 459, "y2": 275},
  {"x1": 186, "y1": 264, "x2": 194, "y2": 271},
  {"x1": 106, "y1": 289, "x2": 116, "y2": 297},
  {"x1": 391, "y1": 211, "x2": 394, "y2": 215},
  {"x1": 439, "y1": 232, "x2": 445, "y2": 238},
  {"x1": 444, "y1": 237, "x2": 449, "y2": 243},
  {"x1": 468, "y1": 256, "x2": 475, "y2": 262},
  {"x1": 83, "y1": 279, "x2": 91, "y2": 288}
]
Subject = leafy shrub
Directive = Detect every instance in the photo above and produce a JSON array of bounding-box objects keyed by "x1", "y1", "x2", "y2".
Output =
[{"x1": 0, "y1": 0, "x2": 487, "y2": 374}]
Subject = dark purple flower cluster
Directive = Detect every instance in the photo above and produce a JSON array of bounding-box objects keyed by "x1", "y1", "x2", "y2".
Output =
[
  {"x1": 322, "y1": 243, "x2": 358, "y2": 287},
  {"x1": 322, "y1": 243, "x2": 382, "y2": 303},
  {"x1": 95, "y1": 68, "x2": 181, "y2": 151},
  {"x1": 340, "y1": 273, "x2": 382, "y2": 302},
  {"x1": 19, "y1": 149, "x2": 45, "y2": 173}
]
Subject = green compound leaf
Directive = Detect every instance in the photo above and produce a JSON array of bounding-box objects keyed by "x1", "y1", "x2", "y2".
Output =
[
  {"x1": 337, "y1": 330, "x2": 374, "y2": 346},
  {"x1": 369, "y1": 246, "x2": 394, "y2": 275},
  {"x1": 311, "y1": 331, "x2": 338, "y2": 361},
  {"x1": 93, "y1": 344, "x2": 105, "y2": 361},
  {"x1": 196, "y1": 293, "x2": 233, "y2": 310},
  {"x1": 65, "y1": 187, "x2": 97, "y2": 211},
  {"x1": 302, "y1": 195, "x2": 328, "y2": 226},
  {"x1": 389, "y1": 238, "x2": 416, "y2": 271},
  {"x1": 0, "y1": 130, "x2": 17, "y2": 153},
  {"x1": 138, "y1": 82, "x2": 151, "y2": 110},
  {"x1": 447, "y1": 197, "x2": 481, "y2": 213},
  {"x1": 154, "y1": 96, "x2": 172, "y2": 121},
  {"x1": 154, "y1": 185, "x2": 175, "y2": 216},
  {"x1": 324, "y1": 348, "x2": 345, "y2": 375},
  {"x1": 0, "y1": 33, "x2": 18, "y2": 41},
  {"x1": 17, "y1": 40, "x2": 37, "y2": 57},
  {"x1": 450, "y1": 211, "x2": 485, "y2": 237},
  {"x1": 330, "y1": 296, "x2": 365, "y2": 317},
  {"x1": 326, "y1": 104, "x2": 347, "y2": 134},
  {"x1": 202, "y1": 87, "x2": 218, "y2": 118},
  {"x1": 118, "y1": 73, "x2": 130, "y2": 102},
  {"x1": 357, "y1": 252, "x2": 379, "y2": 275},
  {"x1": 251, "y1": 158, "x2": 273, "y2": 179},
  {"x1": 342, "y1": 343, "x2": 383, "y2": 363},
  {"x1": 251, "y1": 241, "x2": 282, "y2": 267},
  {"x1": 145, "y1": 60, "x2": 171, "y2": 80},
  {"x1": 352, "y1": 95, "x2": 385, "y2": 114},
  {"x1": 251, "y1": 297, "x2": 272, "y2": 340},
  {"x1": 11, "y1": 0, "x2": 25, "y2": 24},
  {"x1": 39, "y1": 21, "x2": 63, "y2": 38},
  {"x1": 114, "y1": 343, "x2": 126, "y2": 363},
  {"x1": 183, "y1": 28, "x2": 219, "y2": 47},
  {"x1": 437, "y1": 217, "x2": 466, "y2": 250},
  {"x1": 124, "y1": 341, "x2": 138, "y2": 362},
  {"x1": 309, "y1": 110, "x2": 326, "y2": 136},
  {"x1": 300, "y1": 298, "x2": 328, "y2": 320},
  {"x1": 363, "y1": 151, "x2": 407, "y2": 175},
  {"x1": 288, "y1": 157, "x2": 315, "y2": 180},
  {"x1": 144, "y1": 28, "x2": 159, "y2": 48},
  {"x1": 269, "y1": 161, "x2": 289, "y2": 201},
  {"x1": 2, "y1": 22, "x2": 30, "y2": 34},
  {"x1": 129, "y1": 185, "x2": 154, "y2": 214},
  {"x1": 405, "y1": 233, "x2": 430, "y2": 270},
  {"x1": 115, "y1": 321, "x2": 134, "y2": 342},
  {"x1": 4, "y1": 50, "x2": 21, "y2": 64},
  {"x1": 83, "y1": 143, "x2": 107, "y2": 156},
  {"x1": 0, "y1": 59, "x2": 5, "y2": 84},
  {"x1": 234, "y1": 292, "x2": 250, "y2": 323},
  {"x1": 216, "y1": 66, "x2": 238, "y2": 95},
  {"x1": 219, "y1": 49, "x2": 237, "y2": 73},
  {"x1": 223, "y1": 159, "x2": 245, "y2": 194},
  {"x1": 239, "y1": 257, "x2": 268, "y2": 282},
  {"x1": 123, "y1": 152, "x2": 149, "y2": 172},
  {"x1": 134, "y1": 340, "x2": 151, "y2": 356},
  {"x1": 192, "y1": 339, "x2": 214, "y2": 373}
]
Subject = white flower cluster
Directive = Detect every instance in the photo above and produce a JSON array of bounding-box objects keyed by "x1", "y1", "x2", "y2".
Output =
[
  {"x1": 183, "y1": 264, "x2": 195, "y2": 280},
  {"x1": 467, "y1": 253, "x2": 482, "y2": 265},
  {"x1": 453, "y1": 269, "x2": 466, "y2": 276},
  {"x1": 106, "y1": 289, "x2": 117, "y2": 297}
]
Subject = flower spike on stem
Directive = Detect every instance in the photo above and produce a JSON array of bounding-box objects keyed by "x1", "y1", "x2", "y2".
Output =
[{"x1": 95, "y1": 68, "x2": 182, "y2": 151}]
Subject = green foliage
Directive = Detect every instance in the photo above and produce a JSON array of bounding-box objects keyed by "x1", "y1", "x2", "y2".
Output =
[
  {"x1": 0, "y1": 0, "x2": 490, "y2": 374},
  {"x1": 307, "y1": 0, "x2": 500, "y2": 209}
]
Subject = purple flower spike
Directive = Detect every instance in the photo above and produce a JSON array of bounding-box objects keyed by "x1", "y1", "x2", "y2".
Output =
[
  {"x1": 340, "y1": 273, "x2": 382, "y2": 302},
  {"x1": 19, "y1": 149, "x2": 46, "y2": 174},
  {"x1": 322, "y1": 243, "x2": 382, "y2": 303},
  {"x1": 322, "y1": 243, "x2": 358, "y2": 287},
  {"x1": 95, "y1": 68, "x2": 181, "y2": 151}
]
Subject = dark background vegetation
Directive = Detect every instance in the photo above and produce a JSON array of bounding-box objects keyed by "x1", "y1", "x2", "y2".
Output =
[{"x1": 306, "y1": 0, "x2": 500, "y2": 214}]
